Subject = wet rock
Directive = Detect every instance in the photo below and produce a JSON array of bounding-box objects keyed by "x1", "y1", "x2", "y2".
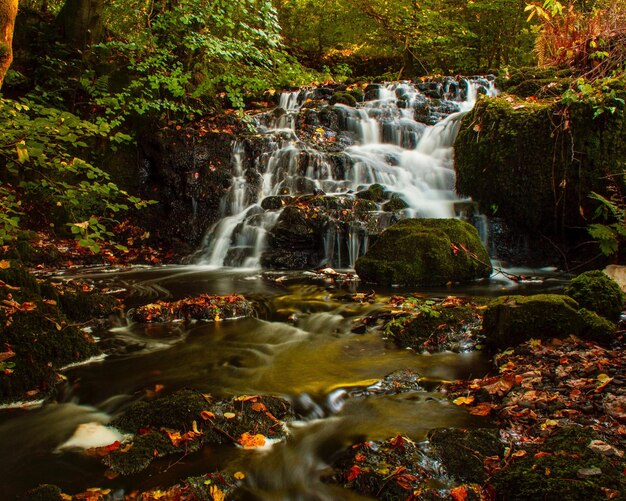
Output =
[
  {"x1": 129, "y1": 294, "x2": 253, "y2": 323},
  {"x1": 105, "y1": 389, "x2": 294, "y2": 475},
  {"x1": 355, "y1": 218, "x2": 492, "y2": 286},
  {"x1": 428, "y1": 428, "x2": 503, "y2": 483},
  {"x1": 482, "y1": 294, "x2": 617, "y2": 349},
  {"x1": 330, "y1": 91, "x2": 357, "y2": 107},
  {"x1": 382, "y1": 196, "x2": 409, "y2": 212},
  {"x1": 382, "y1": 297, "x2": 484, "y2": 352},
  {"x1": 355, "y1": 183, "x2": 385, "y2": 202},
  {"x1": 24, "y1": 484, "x2": 63, "y2": 500},
  {"x1": 0, "y1": 263, "x2": 101, "y2": 403},
  {"x1": 564, "y1": 270, "x2": 624, "y2": 321}
]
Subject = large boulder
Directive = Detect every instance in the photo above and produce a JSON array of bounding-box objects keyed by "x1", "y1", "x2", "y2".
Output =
[
  {"x1": 564, "y1": 270, "x2": 624, "y2": 321},
  {"x1": 455, "y1": 90, "x2": 626, "y2": 259},
  {"x1": 482, "y1": 294, "x2": 616, "y2": 349},
  {"x1": 355, "y1": 218, "x2": 492, "y2": 286}
]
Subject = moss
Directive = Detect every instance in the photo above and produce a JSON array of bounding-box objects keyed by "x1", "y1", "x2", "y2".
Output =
[
  {"x1": 493, "y1": 427, "x2": 626, "y2": 500},
  {"x1": 382, "y1": 196, "x2": 409, "y2": 212},
  {"x1": 579, "y1": 307, "x2": 616, "y2": 344},
  {"x1": 57, "y1": 290, "x2": 117, "y2": 322},
  {"x1": 330, "y1": 91, "x2": 357, "y2": 107},
  {"x1": 565, "y1": 270, "x2": 624, "y2": 321},
  {"x1": 108, "y1": 390, "x2": 293, "y2": 475},
  {"x1": 355, "y1": 183, "x2": 385, "y2": 202},
  {"x1": 0, "y1": 306, "x2": 99, "y2": 402},
  {"x1": 482, "y1": 294, "x2": 585, "y2": 349},
  {"x1": 23, "y1": 484, "x2": 63, "y2": 501},
  {"x1": 429, "y1": 428, "x2": 503, "y2": 483},
  {"x1": 455, "y1": 91, "x2": 626, "y2": 242},
  {"x1": 355, "y1": 218, "x2": 492, "y2": 286},
  {"x1": 112, "y1": 389, "x2": 207, "y2": 432}
]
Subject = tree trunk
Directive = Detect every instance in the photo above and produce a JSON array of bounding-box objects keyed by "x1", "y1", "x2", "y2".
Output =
[
  {"x1": 56, "y1": 0, "x2": 104, "y2": 50},
  {"x1": 0, "y1": 0, "x2": 18, "y2": 90}
]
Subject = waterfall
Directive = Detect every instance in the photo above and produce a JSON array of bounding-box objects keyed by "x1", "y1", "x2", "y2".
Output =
[{"x1": 196, "y1": 78, "x2": 497, "y2": 269}]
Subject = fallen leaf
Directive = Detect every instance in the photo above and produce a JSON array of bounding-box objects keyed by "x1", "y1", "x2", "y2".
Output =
[
  {"x1": 453, "y1": 396, "x2": 475, "y2": 406},
  {"x1": 238, "y1": 432, "x2": 266, "y2": 448},
  {"x1": 470, "y1": 402, "x2": 493, "y2": 416},
  {"x1": 234, "y1": 471, "x2": 246, "y2": 480},
  {"x1": 450, "y1": 485, "x2": 468, "y2": 501},
  {"x1": 346, "y1": 465, "x2": 362, "y2": 481},
  {"x1": 0, "y1": 260, "x2": 10, "y2": 269}
]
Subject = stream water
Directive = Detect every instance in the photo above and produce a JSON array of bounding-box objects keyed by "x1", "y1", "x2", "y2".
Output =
[
  {"x1": 0, "y1": 81, "x2": 564, "y2": 499},
  {"x1": 0, "y1": 266, "x2": 565, "y2": 499}
]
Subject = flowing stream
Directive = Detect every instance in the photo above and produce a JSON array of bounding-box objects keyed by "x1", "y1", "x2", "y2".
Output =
[{"x1": 0, "y1": 265, "x2": 565, "y2": 499}]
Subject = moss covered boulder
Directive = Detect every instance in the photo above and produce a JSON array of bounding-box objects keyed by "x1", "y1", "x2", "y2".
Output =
[
  {"x1": 565, "y1": 270, "x2": 624, "y2": 321},
  {"x1": 355, "y1": 218, "x2": 492, "y2": 286},
  {"x1": 105, "y1": 389, "x2": 293, "y2": 475},
  {"x1": 0, "y1": 262, "x2": 112, "y2": 403},
  {"x1": 482, "y1": 294, "x2": 617, "y2": 349},
  {"x1": 455, "y1": 92, "x2": 626, "y2": 246}
]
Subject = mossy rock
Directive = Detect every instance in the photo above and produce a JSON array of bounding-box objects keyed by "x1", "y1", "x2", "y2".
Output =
[
  {"x1": 57, "y1": 290, "x2": 118, "y2": 322},
  {"x1": 507, "y1": 78, "x2": 571, "y2": 99},
  {"x1": 482, "y1": 294, "x2": 583, "y2": 349},
  {"x1": 565, "y1": 270, "x2": 624, "y2": 321},
  {"x1": 578, "y1": 308, "x2": 616, "y2": 344},
  {"x1": 330, "y1": 91, "x2": 357, "y2": 107},
  {"x1": 455, "y1": 92, "x2": 626, "y2": 243},
  {"x1": 355, "y1": 218, "x2": 492, "y2": 286},
  {"x1": 0, "y1": 307, "x2": 99, "y2": 402},
  {"x1": 492, "y1": 427, "x2": 626, "y2": 500},
  {"x1": 355, "y1": 183, "x2": 385, "y2": 202},
  {"x1": 386, "y1": 301, "x2": 482, "y2": 352},
  {"x1": 23, "y1": 484, "x2": 63, "y2": 501},
  {"x1": 383, "y1": 196, "x2": 409, "y2": 212},
  {"x1": 107, "y1": 390, "x2": 294, "y2": 475},
  {"x1": 428, "y1": 428, "x2": 503, "y2": 483}
]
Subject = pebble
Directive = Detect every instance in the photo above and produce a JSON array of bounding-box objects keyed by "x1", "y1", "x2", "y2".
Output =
[{"x1": 577, "y1": 467, "x2": 602, "y2": 479}]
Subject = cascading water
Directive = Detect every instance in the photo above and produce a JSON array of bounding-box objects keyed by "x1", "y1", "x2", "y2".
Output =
[{"x1": 196, "y1": 78, "x2": 497, "y2": 269}]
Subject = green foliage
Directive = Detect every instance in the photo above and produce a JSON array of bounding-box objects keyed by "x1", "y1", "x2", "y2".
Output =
[
  {"x1": 587, "y1": 188, "x2": 626, "y2": 256},
  {"x1": 0, "y1": 98, "x2": 152, "y2": 251},
  {"x1": 89, "y1": 0, "x2": 315, "y2": 125}
]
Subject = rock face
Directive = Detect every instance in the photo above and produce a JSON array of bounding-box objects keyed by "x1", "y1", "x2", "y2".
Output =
[
  {"x1": 482, "y1": 294, "x2": 616, "y2": 349},
  {"x1": 354, "y1": 218, "x2": 492, "y2": 286},
  {"x1": 455, "y1": 82, "x2": 626, "y2": 264}
]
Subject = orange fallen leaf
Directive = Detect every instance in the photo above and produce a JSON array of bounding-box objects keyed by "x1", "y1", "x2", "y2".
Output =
[
  {"x1": 201, "y1": 410, "x2": 215, "y2": 420},
  {"x1": 238, "y1": 432, "x2": 266, "y2": 448},
  {"x1": 0, "y1": 260, "x2": 10, "y2": 269},
  {"x1": 450, "y1": 485, "x2": 468, "y2": 501},
  {"x1": 469, "y1": 402, "x2": 493, "y2": 416}
]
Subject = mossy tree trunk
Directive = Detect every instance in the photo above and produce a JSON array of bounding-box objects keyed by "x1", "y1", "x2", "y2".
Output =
[
  {"x1": 56, "y1": 0, "x2": 104, "y2": 50},
  {"x1": 0, "y1": 0, "x2": 18, "y2": 90}
]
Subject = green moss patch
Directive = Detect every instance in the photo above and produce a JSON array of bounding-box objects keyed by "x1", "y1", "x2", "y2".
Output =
[
  {"x1": 355, "y1": 218, "x2": 492, "y2": 286},
  {"x1": 565, "y1": 270, "x2": 624, "y2": 321}
]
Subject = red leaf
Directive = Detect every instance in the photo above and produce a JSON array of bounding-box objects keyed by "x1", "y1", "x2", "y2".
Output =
[
  {"x1": 451, "y1": 485, "x2": 468, "y2": 501},
  {"x1": 346, "y1": 465, "x2": 362, "y2": 482}
]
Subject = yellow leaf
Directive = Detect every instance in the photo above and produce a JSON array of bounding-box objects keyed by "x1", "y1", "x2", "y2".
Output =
[
  {"x1": 234, "y1": 471, "x2": 246, "y2": 480},
  {"x1": 209, "y1": 485, "x2": 225, "y2": 501},
  {"x1": 73, "y1": 221, "x2": 90, "y2": 230},
  {"x1": 597, "y1": 373, "x2": 611, "y2": 383},
  {"x1": 453, "y1": 396, "x2": 475, "y2": 406},
  {"x1": 223, "y1": 412, "x2": 236, "y2": 419},
  {"x1": 0, "y1": 260, "x2": 10, "y2": 269}
]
